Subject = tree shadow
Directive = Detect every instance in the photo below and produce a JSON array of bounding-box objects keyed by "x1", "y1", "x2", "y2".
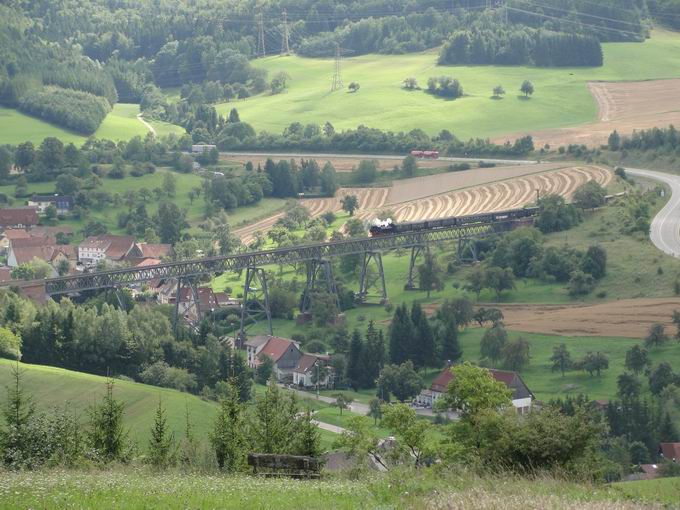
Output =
[
  {"x1": 490, "y1": 96, "x2": 504, "y2": 100},
  {"x1": 516, "y1": 95, "x2": 532, "y2": 101}
]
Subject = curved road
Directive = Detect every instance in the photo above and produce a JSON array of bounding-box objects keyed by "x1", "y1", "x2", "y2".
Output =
[{"x1": 625, "y1": 167, "x2": 680, "y2": 257}]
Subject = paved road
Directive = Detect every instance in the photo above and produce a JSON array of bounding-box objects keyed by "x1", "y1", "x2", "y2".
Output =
[
  {"x1": 222, "y1": 151, "x2": 539, "y2": 166},
  {"x1": 625, "y1": 167, "x2": 680, "y2": 257}
]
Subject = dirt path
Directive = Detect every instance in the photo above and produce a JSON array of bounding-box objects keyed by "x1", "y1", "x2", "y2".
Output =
[
  {"x1": 136, "y1": 113, "x2": 156, "y2": 137},
  {"x1": 474, "y1": 299, "x2": 680, "y2": 338},
  {"x1": 495, "y1": 79, "x2": 680, "y2": 148}
]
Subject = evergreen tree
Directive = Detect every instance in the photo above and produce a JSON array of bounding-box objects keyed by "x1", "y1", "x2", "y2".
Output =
[
  {"x1": 438, "y1": 317, "x2": 462, "y2": 364},
  {"x1": 250, "y1": 379, "x2": 296, "y2": 454},
  {"x1": 88, "y1": 379, "x2": 129, "y2": 462},
  {"x1": 659, "y1": 412, "x2": 679, "y2": 442},
  {"x1": 293, "y1": 409, "x2": 321, "y2": 457},
  {"x1": 148, "y1": 397, "x2": 174, "y2": 468},
  {"x1": 389, "y1": 303, "x2": 414, "y2": 365},
  {"x1": 255, "y1": 355, "x2": 274, "y2": 385},
  {"x1": 346, "y1": 330, "x2": 364, "y2": 390},
  {"x1": 210, "y1": 381, "x2": 246, "y2": 471},
  {"x1": 411, "y1": 302, "x2": 435, "y2": 368},
  {"x1": 178, "y1": 402, "x2": 197, "y2": 467},
  {"x1": 0, "y1": 363, "x2": 36, "y2": 468},
  {"x1": 359, "y1": 321, "x2": 385, "y2": 388}
]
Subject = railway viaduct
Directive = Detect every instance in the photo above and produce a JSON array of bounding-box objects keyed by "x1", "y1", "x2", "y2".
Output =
[{"x1": 24, "y1": 219, "x2": 523, "y2": 340}]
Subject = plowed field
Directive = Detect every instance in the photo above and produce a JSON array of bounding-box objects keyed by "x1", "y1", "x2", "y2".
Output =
[
  {"x1": 476, "y1": 299, "x2": 680, "y2": 338},
  {"x1": 497, "y1": 79, "x2": 680, "y2": 148},
  {"x1": 391, "y1": 166, "x2": 611, "y2": 222}
]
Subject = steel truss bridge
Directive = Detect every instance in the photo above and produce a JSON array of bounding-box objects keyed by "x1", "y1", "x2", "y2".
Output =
[{"x1": 38, "y1": 220, "x2": 513, "y2": 339}]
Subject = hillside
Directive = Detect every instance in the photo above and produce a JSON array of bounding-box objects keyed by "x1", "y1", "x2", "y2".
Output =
[
  {"x1": 227, "y1": 30, "x2": 680, "y2": 139},
  {"x1": 0, "y1": 104, "x2": 185, "y2": 146},
  {"x1": 0, "y1": 359, "x2": 219, "y2": 444}
]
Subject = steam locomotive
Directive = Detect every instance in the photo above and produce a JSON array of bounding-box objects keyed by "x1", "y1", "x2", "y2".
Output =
[{"x1": 368, "y1": 207, "x2": 539, "y2": 237}]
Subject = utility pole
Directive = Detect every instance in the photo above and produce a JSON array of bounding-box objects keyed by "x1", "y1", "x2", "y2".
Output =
[
  {"x1": 280, "y1": 9, "x2": 290, "y2": 55},
  {"x1": 330, "y1": 43, "x2": 343, "y2": 92},
  {"x1": 257, "y1": 11, "x2": 266, "y2": 57}
]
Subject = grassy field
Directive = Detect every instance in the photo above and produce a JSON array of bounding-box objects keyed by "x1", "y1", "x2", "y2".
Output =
[
  {"x1": 456, "y1": 328, "x2": 680, "y2": 402},
  {"x1": 223, "y1": 30, "x2": 680, "y2": 139},
  {"x1": 0, "y1": 468, "x2": 676, "y2": 509},
  {"x1": 0, "y1": 359, "x2": 219, "y2": 445},
  {"x1": 0, "y1": 103, "x2": 185, "y2": 145}
]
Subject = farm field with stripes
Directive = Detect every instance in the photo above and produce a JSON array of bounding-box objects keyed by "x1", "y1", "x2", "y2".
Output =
[{"x1": 234, "y1": 165, "x2": 612, "y2": 244}]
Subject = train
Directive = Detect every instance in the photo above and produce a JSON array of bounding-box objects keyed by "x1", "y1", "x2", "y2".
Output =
[
  {"x1": 368, "y1": 206, "x2": 540, "y2": 237},
  {"x1": 410, "y1": 150, "x2": 439, "y2": 159}
]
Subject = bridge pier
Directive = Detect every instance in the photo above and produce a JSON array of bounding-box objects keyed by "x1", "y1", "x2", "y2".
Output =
[
  {"x1": 299, "y1": 259, "x2": 340, "y2": 318},
  {"x1": 357, "y1": 251, "x2": 387, "y2": 304},
  {"x1": 172, "y1": 278, "x2": 203, "y2": 337},
  {"x1": 404, "y1": 244, "x2": 426, "y2": 290},
  {"x1": 456, "y1": 237, "x2": 478, "y2": 263},
  {"x1": 238, "y1": 267, "x2": 273, "y2": 345}
]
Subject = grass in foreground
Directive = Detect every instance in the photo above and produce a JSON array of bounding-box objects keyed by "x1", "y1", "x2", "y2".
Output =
[
  {"x1": 0, "y1": 468, "x2": 675, "y2": 509},
  {"x1": 225, "y1": 30, "x2": 680, "y2": 139}
]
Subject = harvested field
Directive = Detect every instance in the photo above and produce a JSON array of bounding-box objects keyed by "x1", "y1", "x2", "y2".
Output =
[
  {"x1": 496, "y1": 79, "x2": 680, "y2": 148},
  {"x1": 388, "y1": 162, "x2": 568, "y2": 205},
  {"x1": 477, "y1": 299, "x2": 680, "y2": 338},
  {"x1": 220, "y1": 154, "x2": 444, "y2": 172},
  {"x1": 391, "y1": 166, "x2": 611, "y2": 222},
  {"x1": 300, "y1": 187, "x2": 390, "y2": 219},
  {"x1": 233, "y1": 187, "x2": 389, "y2": 244},
  {"x1": 233, "y1": 211, "x2": 287, "y2": 245}
]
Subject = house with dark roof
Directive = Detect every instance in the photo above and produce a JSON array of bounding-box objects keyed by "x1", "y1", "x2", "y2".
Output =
[
  {"x1": 124, "y1": 243, "x2": 174, "y2": 266},
  {"x1": 660, "y1": 443, "x2": 680, "y2": 463},
  {"x1": 293, "y1": 353, "x2": 332, "y2": 388},
  {"x1": 244, "y1": 335, "x2": 303, "y2": 382},
  {"x1": 417, "y1": 366, "x2": 534, "y2": 414},
  {"x1": 28, "y1": 195, "x2": 74, "y2": 215},
  {"x1": 0, "y1": 207, "x2": 39, "y2": 229},
  {"x1": 78, "y1": 235, "x2": 139, "y2": 266}
]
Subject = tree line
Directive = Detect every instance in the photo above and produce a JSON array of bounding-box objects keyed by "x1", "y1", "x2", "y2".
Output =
[{"x1": 439, "y1": 27, "x2": 603, "y2": 67}]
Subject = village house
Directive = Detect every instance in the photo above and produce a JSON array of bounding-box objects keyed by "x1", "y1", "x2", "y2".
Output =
[
  {"x1": 292, "y1": 353, "x2": 332, "y2": 388},
  {"x1": 6, "y1": 235, "x2": 76, "y2": 275},
  {"x1": 78, "y1": 235, "x2": 138, "y2": 266},
  {"x1": 191, "y1": 144, "x2": 217, "y2": 153},
  {"x1": 27, "y1": 195, "x2": 74, "y2": 215},
  {"x1": 417, "y1": 366, "x2": 534, "y2": 414},
  {"x1": 170, "y1": 287, "x2": 233, "y2": 320},
  {"x1": 0, "y1": 207, "x2": 39, "y2": 229},
  {"x1": 244, "y1": 335, "x2": 303, "y2": 382},
  {"x1": 659, "y1": 442, "x2": 680, "y2": 463}
]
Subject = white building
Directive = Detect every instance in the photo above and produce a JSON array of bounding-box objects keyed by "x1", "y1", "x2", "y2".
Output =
[
  {"x1": 292, "y1": 353, "x2": 332, "y2": 388},
  {"x1": 417, "y1": 366, "x2": 534, "y2": 414}
]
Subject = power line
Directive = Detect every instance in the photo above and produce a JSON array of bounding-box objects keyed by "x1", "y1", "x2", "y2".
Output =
[
  {"x1": 257, "y1": 11, "x2": 266, "y2": 57},
  {"x1": 281, "y1": 9, "x2": 290, "y2": 55},
  {"x1": 330, "y1": 43, "x2": 343, "y2": 92}
]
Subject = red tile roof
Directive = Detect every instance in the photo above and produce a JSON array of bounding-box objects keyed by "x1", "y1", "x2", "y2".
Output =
[
  {"x1": 12, "y1": 245, "x2": 75, "y2": 265},
  {"x1": 0, "y1": 207, "x2": 39, "y2": 227},
  {"x1": 660, "y1": 443, "x2": 680, "y2": 461},
  {"x1": 80, "y1": 235, "x2": 137, "y2": 260},
  {"x1": 135, "y1": 258, "x2": 162, "y2": 267},
  {"x1": 431, "y1": 366, "x2": 530, "y2": 399},
  {"x1": 294, "y1": 353, "x2": 331, "y2": 373},
  {"x1": 11, "y1": 236, "x2": 56, "y2": 248},
  {"x1": 3, "y1": 229, "x2": 32, "y2": 240},
  {"x1": 138, "y1": 243, "x2": 173, "y2": 259},
  {"x1": 176, "y1": 287, "x2": 220, "y2": 308},
  {"x1": 259, "y1": 336, "x2": 299, "y2": 363}
]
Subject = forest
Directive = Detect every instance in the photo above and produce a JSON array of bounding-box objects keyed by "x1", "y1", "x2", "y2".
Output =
[{"x1": 0, "y1": 0, "x2": 650, "y2": 133}]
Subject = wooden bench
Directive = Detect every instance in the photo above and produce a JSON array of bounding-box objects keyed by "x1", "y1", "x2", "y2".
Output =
[{"x1": 247, "y1": 453, "x2": 322, "y2": 479}]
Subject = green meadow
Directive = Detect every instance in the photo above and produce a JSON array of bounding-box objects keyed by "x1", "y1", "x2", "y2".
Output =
[
  {"x1": 0, "y1": 103, "x2": 185, "y2": 146},
  {"x1": 224, "y1": 30, "x2": 680, "y2": 139}
]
